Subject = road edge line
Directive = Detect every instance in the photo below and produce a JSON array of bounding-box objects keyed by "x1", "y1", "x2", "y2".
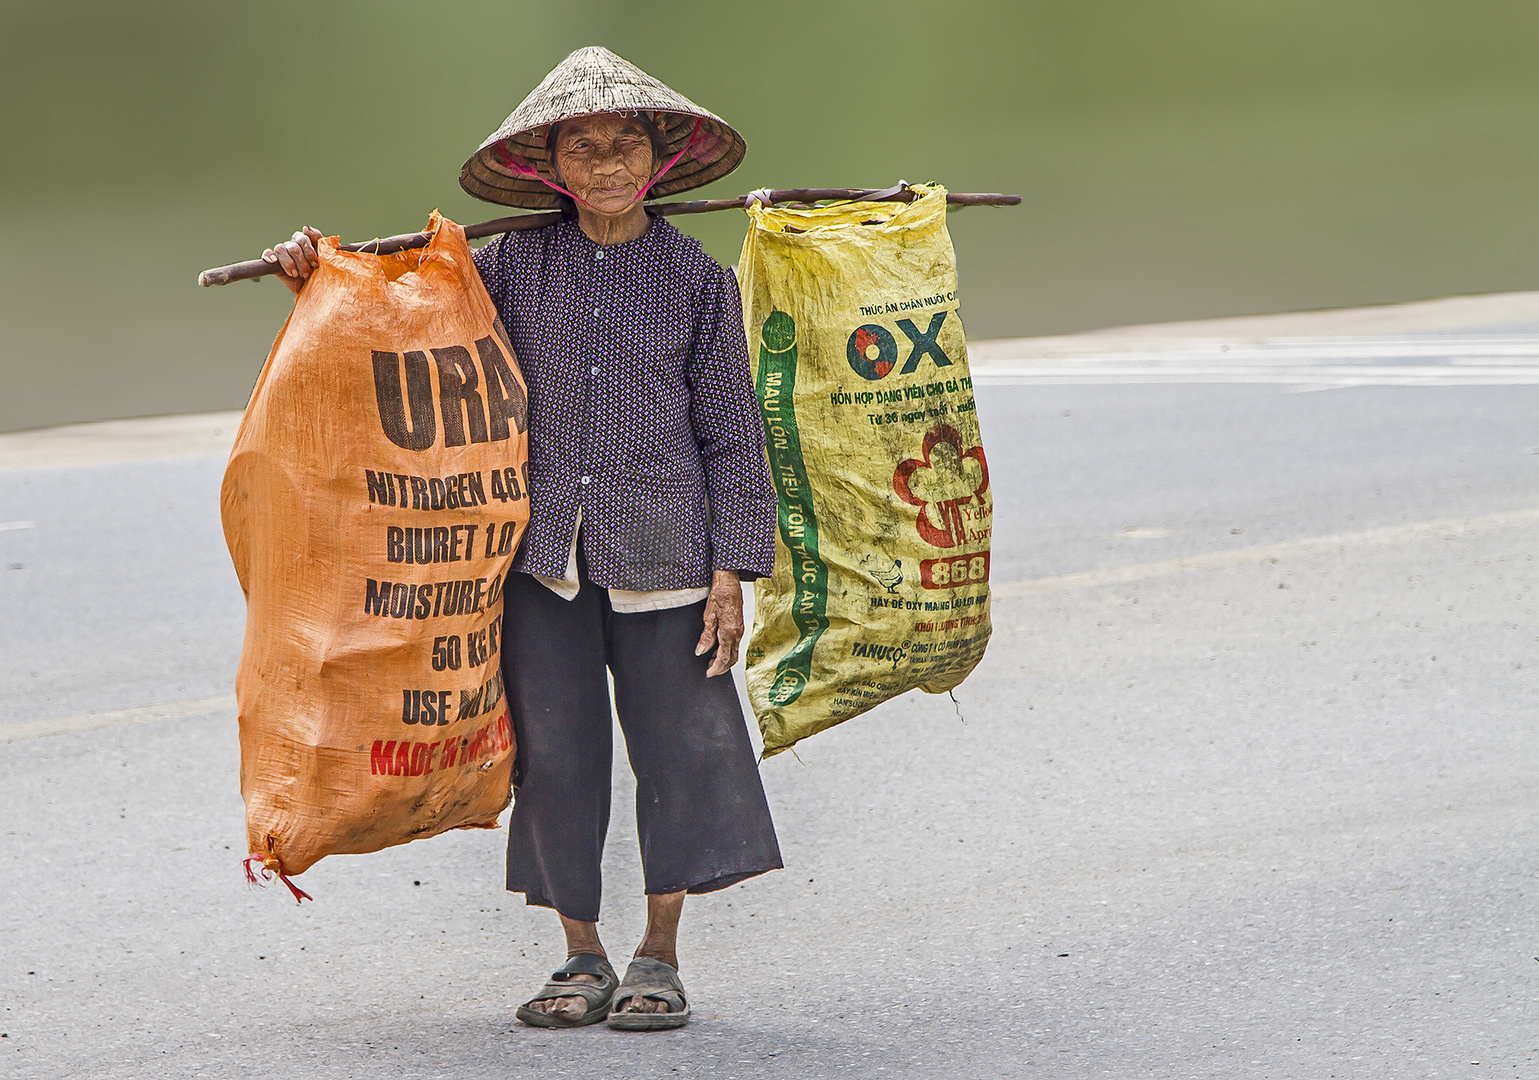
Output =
[
  {"x1": 993, "y1": 507, "x2": 1539, "y2": 597},
  {"x1": 2, "y1": 694, "x2": 237, "y2": 744}
]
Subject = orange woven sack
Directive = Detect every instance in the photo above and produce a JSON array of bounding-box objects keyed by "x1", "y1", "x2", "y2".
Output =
[{"x1": 221, "y1": 213, "x2": 529, "y2": 896}]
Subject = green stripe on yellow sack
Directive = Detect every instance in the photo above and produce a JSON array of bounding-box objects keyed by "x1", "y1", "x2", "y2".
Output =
[{"x1": 754, "y1": 310, "x2": 829, "y2": 708}]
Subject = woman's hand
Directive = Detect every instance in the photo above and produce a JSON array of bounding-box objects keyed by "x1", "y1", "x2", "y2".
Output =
[
  {"x1": 262, "y1": 226, "x2": 324, "y2": 295},
  {"x1": 696, "y1": 570, "x2": 745, "y2": 677}
]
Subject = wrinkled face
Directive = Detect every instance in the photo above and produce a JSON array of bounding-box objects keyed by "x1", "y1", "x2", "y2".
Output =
[{"x1": 551, "y1": 113, "x2": 658, "y2": 215}]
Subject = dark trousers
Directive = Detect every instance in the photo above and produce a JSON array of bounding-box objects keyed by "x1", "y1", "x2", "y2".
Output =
[{"x1": 501, "y1": 571, "x2": 783, "y2": 922}]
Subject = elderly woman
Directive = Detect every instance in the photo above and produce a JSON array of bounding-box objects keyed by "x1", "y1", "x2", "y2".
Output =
[{"x1": 264, "y1": 47, "x2": 781, "y2": 1031}]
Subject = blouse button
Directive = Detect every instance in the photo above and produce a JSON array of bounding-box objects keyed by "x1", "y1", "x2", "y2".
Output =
[
  {"x1": 592, "y1": 306, "x2": 601, "y2": 318},
  {"x1": 580, "y1": 475, "x2": 592, "y2": 486},
  {"x1": 595, "y1": 249, "x2": 606, "y2": 260}
]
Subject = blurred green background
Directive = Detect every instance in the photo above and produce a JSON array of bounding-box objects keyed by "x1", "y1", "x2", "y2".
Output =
[{"x1": 3, "y1": 0, "x2": 1538, "y2": 432}]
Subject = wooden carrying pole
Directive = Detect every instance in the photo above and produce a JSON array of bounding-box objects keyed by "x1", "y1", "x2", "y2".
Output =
[{"x1": 197, "y1": 188, "x2": 1022, "y2": 287}]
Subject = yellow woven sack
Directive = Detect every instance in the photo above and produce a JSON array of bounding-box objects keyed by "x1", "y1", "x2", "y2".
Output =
[{"x1": 739, "y1": 185, "x2": 992, "y2": 757}]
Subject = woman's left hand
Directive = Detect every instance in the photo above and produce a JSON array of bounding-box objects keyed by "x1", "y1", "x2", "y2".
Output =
[{"x1": 696, "y1": 571, "x2": 745, "y2": 677}]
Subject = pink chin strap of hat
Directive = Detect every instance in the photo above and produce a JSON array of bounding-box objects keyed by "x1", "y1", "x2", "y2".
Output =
[
  {"x1": 634, "y1": 117, "x2": 704, "y2": 202},
  {"x1": 491, "y1": 117, "x2": 706, "y2": 209}
]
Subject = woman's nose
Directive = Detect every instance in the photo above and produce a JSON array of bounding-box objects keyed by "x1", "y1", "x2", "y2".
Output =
[{"x1": 591, "y1": 149, "x2": 627, "y2": 172}]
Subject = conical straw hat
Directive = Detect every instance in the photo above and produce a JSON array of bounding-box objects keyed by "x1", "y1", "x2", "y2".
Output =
[{"x1": 460, "y1": 46, "x2": 746, "y2": 210}]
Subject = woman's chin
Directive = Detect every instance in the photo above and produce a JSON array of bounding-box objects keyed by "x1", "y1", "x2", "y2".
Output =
[{"x1": 584, "y1": 190, "x2": 640, "y2": 215}]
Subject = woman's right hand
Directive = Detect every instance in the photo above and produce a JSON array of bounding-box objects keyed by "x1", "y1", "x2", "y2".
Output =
[{"x1": 262, "y1": 226, "x2": 324, "y2": 295}]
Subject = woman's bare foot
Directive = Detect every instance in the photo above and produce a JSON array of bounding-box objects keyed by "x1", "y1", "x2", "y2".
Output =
[
  {"x1": 524, "y1": 914, "x2": 607, "y2": 1021},
  {"x1": 613, "y1": 891, "x2": 684, "y2": 1014}
]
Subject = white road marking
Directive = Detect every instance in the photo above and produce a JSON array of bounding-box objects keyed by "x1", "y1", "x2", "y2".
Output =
[
  {"x1": 971, "y1": 335, "x2": 1539, "y2": 387},
  {"x1": 974, "y1": 367, "x2": 1539, "y2": 387},
  {"x1": 0, "y1": 520, "x2": 36, "y2": 532},
  {"x1": 992, "y1": 507, "x2": 1539, "y2": 597},
  {"x1": 1, "y1": 332, "x2": 1535, "y2": 472},
  {"x1": 1, "y1": 693, "x2": 236, "y2": 744}
]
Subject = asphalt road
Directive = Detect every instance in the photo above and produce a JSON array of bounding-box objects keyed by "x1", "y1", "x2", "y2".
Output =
[{"x1": 1, "y1": 365, "x2": 1536, "y2": 1077}]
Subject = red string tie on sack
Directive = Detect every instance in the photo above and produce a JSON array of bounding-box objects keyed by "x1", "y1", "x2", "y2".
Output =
[{"x1": 243, "y1": 854, "x2": 314, "y2": 904}]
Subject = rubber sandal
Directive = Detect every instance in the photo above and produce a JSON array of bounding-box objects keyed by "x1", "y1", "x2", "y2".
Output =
[
  {"x1": 606, "y1": 956, "x2": 690, "y2": 1030},
  {"x1": 515, "y1": 953, "x2": 619, "y2": 1028}
]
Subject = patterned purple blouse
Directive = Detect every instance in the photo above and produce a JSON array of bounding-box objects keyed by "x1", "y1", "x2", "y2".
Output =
[{"x1": 472, "y1": 215, "x2": 776, "y2": 590}]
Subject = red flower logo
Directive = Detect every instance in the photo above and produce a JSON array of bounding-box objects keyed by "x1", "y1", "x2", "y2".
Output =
[{"x1": 893, "y1": 424, "x2": 990, "y2": 549}]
